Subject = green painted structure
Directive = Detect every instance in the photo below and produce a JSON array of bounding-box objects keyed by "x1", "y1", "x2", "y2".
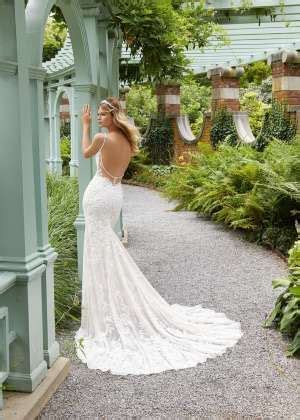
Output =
[{"x1": 0, "y1": 0, "x2": 122, "y2": 410}]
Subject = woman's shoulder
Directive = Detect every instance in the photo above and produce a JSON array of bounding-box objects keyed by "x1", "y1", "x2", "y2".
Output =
[
  {"x1": 109, "y1": 131, "x2": 129, "y2": 146},
  {"x1": 94, "y1": 132, "x2": 108, "y2": 142}
]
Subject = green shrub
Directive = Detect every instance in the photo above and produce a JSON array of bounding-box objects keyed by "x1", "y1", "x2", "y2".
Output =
[
  {"x1": 162, "y1": 138, "x2": 300, "y2": 255},
  {"x1": 259, "y1": 77, "x2": 272, "y2": 104},
  {"x1": 142, "y1": 117, "x2": 174, "y2": 164},
  {"x1": 124, "y1": 148, "x2": 152, "y2": 180},
  {"x1": 126, "y1": 163, "x2": 176, "y2": 189},
  {"x1": 240, "y1": 91, "x2": 269, "y2": 137},
  {"x1": 43, "y1": 15, "x2": 67, "y2": 62},
  {"x1": 240, "y1": 61, "x2": 272, "y2": 88},
  {"x1": 47, "y1": 173, "x2": 81, "y2": 328},
  {"x1": 256, "y1": 100, "x2": 296, "y2": 151},
  {"x1": 60, "y1": 121, "x2": 71, "y2": 138},
  {"x1": 263, "y1": 239, "x2": 300, "y2": 356},
  {"x1": 181, "y1": 79, "x2": 211, "y2": 135},
  {"x1": 60, "y1": 136, "x2": 71, "y2": 176},
  {"x1": 126, "y1": 85, "x2": 157, "y2": 133},
  {"x1": 210, "y1": 108, "x2": 238, "y2": 148},
  {"x1": 126, "y1": 79, "x2": 211, "y2": 136}
]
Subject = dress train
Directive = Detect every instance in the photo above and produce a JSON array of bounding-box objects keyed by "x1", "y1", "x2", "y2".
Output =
[{"x1": 74, "y1": 151, "x2": 243, "y2": 375}]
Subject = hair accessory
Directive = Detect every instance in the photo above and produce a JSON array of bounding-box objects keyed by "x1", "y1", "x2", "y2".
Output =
[{"x1": 100, "y1": 99, "x2": 118, "y2": 111}]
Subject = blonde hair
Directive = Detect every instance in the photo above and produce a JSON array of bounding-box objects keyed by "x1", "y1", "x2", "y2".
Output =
[{"x1": 100, "y1": 96, "x2": 140, "y2": 155}]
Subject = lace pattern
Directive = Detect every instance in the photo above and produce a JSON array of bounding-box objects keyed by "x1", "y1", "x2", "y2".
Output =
[{"x1": 74, "y1": 170, "x2": 243, "y2": 375}]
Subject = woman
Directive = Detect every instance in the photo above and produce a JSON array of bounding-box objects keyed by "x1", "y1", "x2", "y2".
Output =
[{"x1": 74, "y1": 97, "x2": 243, "y2": 376}]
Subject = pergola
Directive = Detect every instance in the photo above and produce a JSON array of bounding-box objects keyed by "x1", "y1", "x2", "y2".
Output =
[{"x1": 0, "y1": 0, "x2": 299, "y2": 416}]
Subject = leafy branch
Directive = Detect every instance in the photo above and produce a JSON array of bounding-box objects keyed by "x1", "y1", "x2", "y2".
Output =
[{"x1": 103, "y1": 0, "x2": 227, "y2": 82}]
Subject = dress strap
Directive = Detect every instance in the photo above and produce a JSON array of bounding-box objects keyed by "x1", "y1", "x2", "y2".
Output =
[
  {"x1": 98, "y1": 133, "x2": 124, "y2": 184},
  {"x1": 99, "y1": 132, "x2": 107, "y2": 153}
]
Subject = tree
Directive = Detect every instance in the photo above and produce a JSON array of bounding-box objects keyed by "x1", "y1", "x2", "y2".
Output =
[
  {"x1": 43, "y1": 7, "x2": 67, "y2": 62},
  {"x1": 240, "y1": 61, "x2": 272, "y2": 88},
  {"x1": 104, "y1": 0, "x2": 227, "y2": 82}
]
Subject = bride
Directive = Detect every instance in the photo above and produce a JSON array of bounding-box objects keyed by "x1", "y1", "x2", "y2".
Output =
[{"x1": 74, "y1": 97, "x2": 243, "y2": 375}]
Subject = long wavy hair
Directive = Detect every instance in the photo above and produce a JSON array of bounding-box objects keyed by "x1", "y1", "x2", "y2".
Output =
[{"x1": 100, "y1": 96, "x2": 140, "y2": 155}]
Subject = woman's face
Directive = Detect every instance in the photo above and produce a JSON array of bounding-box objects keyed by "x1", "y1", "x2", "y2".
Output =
[{"x1": 97, "y1": 105, "x2": 113, "y2": 128}]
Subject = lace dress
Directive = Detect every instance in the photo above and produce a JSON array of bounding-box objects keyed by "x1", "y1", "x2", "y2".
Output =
[{"x1": 74, "y1": 136, "x2": 243, "y2": 375}]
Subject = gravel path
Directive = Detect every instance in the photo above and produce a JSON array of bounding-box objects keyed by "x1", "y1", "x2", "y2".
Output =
[{"x1": 40, "y1": 184, "x2": 299, "y2": 419}]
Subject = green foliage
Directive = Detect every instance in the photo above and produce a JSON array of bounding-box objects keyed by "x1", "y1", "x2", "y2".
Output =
[
  {"x1": 181, "y1": 78, "x2": 211, "y2": 135},
  {"x1": 126, "y1": 85, "x2": 157, "y2": 132},
  {"x1": 126, "y1": 78, "x2": 211, "y2": 135},
  {"x1": 51, "y1": 5, "x2": 66, "y2": 23},
  {"x1": 126, "y1": 160, "x2": 176, "y2": 189},
  {"x1": 264, "y1": 240, "x2": 300, "y2": 356},
  {"x1": 60, "y1": 121, "x2": 71, "y2": 138},
  {"x1": 256, "y1": 100, "x2": 297, "y2": 151},
  {"x1": 259, "y1": 77, "x2": 272, "y2": 104},
  {"x1": 143, "y1": 116, "x2": 174, "y2": 164},
  {"x1": 120, "y1": 62, "x2": 143, "y2": 84},
  {"x1": 47, "y1": 173, "x2": 81, "y2": 328},
  {"x1": 240, "y1": 91, "x2": 269, "y2": 137},
  {"x1": 240, "y1": 61, "x2": 272, "y2": 88},
  {"x1": 105, "y1": 0, "x2": 226, "y2": 81},
  {"x1": 60, "y1": 136, "x2": 71, "y2": 176},
  {"x1": 210, "y1": 108, "x2": 238, "y2": 148},
  {"x1": 124, "y1": 147, "x2": 152, "y2": 179},
  {"x1": 43, "y1": 15, "x2": 67, "y2": 62},
  {"x1": 162, "y1": 138, "x2": 300, "y2": 255}
]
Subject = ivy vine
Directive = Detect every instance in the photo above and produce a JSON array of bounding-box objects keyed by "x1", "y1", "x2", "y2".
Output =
[
  {"x1": 210, "y1": 108, "x2": 238, "y2": 149},
  {"x1": 142, "y1": 116, "x2": 174, "y2": 164}
]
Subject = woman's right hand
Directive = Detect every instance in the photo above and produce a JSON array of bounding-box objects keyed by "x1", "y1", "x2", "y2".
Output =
[{"x1": 81, "y1": 104, "x2": 91, "y2": 126}]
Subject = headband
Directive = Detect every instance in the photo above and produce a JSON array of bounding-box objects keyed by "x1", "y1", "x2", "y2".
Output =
[{"x1": 100, "y1": 99, "x2": 119, "y2": 111}]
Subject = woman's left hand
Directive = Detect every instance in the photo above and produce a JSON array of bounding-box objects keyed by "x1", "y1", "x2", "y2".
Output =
[{"x1": 81, "y1": 104, "x2": 91, "y2": 126}]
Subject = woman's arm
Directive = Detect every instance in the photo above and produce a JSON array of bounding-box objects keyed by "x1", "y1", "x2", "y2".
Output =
[{"x1": 81, "y1": 104, "x2": 104, "y2": 158}]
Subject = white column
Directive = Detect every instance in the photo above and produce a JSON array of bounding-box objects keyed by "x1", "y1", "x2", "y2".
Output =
[
  {"x1": 69, "y1": 87, "x2": 79, "y2": 176},
  {"x1": 44, "y1": 88, "x2": 50, "y2": 169},
  {"x1": 48, "y1": 88, "x2": 62, "y2": 174}
]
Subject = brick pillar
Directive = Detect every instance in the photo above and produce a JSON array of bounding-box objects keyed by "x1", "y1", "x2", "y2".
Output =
[
  {"x1": 119, "y1": 85, "x2": 130, "y2": 114},
  {"x1": 268, "y1": 50, "x2": 300, "y2": 132},
  {"x1": 207, "y1": 67, "x2": 244, "y2": 115},
  {"x1": 155, "y1": 84, "x2": 181, "y2": 116},
  {"x1": 59, "y1": 93, "x2": 70, "y2": 123}
]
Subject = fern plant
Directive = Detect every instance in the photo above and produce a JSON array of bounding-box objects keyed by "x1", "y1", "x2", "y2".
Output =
[
  {"x1": 162, "y1": 138, "x2": 300, "y2": 254},
  {"x1": 263, "y1": 239, "x2": 300, "y2": 356}
]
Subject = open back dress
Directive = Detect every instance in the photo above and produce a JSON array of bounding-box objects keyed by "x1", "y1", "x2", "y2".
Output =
[{"x1": 74, "y1": 134, "x2": 243, "y2": 375}]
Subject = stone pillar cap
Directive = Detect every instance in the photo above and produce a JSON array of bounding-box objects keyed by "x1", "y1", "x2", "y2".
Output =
[
  {"x1": 268, "y1": 49, "x2": 300, "y2": 65},
  {"x1": 207, "y1": 66, "x2": 244, "y2": 79}
]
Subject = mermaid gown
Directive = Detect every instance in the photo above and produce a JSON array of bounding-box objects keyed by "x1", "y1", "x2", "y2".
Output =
[{"x1": 74, "y1": 138, "x2": 243, "y2": 375}]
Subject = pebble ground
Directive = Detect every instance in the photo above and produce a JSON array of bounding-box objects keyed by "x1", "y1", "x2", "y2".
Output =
[{"x1": 39, "y1": 184, "x2": 299, "y2": 419}]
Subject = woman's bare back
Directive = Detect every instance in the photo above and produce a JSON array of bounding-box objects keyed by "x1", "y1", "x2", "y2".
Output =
[{"x1": 99, "y1": 131, "x2": 132, "y2": 182}]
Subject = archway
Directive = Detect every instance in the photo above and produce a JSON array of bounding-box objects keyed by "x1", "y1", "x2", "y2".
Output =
[
  {"x1": 0, "y1": 0, "x2": 121, "y2": 406},
  {"x1": 24, "y1": 0, "x2": 95, "y2": 377}
]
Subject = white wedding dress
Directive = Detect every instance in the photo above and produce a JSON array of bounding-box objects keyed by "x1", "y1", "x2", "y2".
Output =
[{"x1": 74, "y1": 138, "x2": 243, "y2": 375}]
